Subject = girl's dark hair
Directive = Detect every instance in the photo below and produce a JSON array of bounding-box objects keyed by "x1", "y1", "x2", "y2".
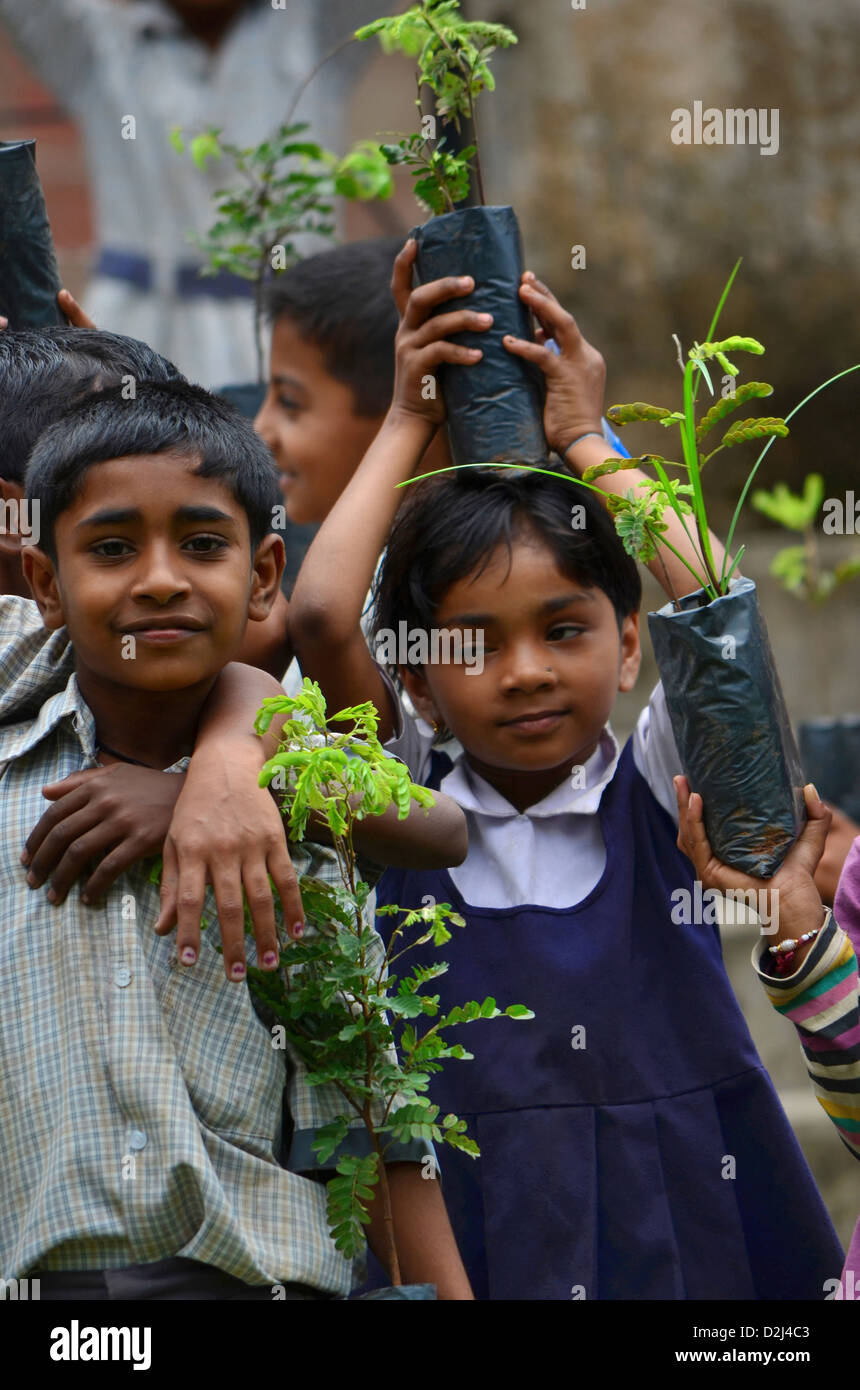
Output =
[
  {"x1": 26, "y1": 378, "x2": 281, "y2": 562},
  {"x1": 372, "y1": 469, "x2": 642, "y2": 673}
]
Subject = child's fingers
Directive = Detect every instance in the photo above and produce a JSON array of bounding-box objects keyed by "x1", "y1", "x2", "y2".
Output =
[
  {"x1": 410, "y1": 307, "x2": 492, "y2": 348},
  {"x1": 390, "y1": 238, "x2": 418, "y2": 316},
  {"x1": 418, "y1": 340, "x2": 483, "y2": 370},
  {"x1": 674, "y1": 774, "x2": 712, "y2": 872},
  {"x1": 58, "y1": 287, "x2": 96, "y2": 329},
  {"x1": 502, "y1": 334, "x2": 562, "y2": 369},
  {"x1": 267, "y1": 839, "x2": 305, "y2": 943},
  {"x1": 240, "y1": 859, "x2": 281, "y2": 970},
  {"x1": 401, "y1": 275, "x2": 475, "y2": 330},
  {"x1": 209, "y1": 860, "x2": 249, "y2": 981},
  {"x1": 23, "y1": 784, "x2": 96, "y2": 873},
  {"x1": 785, "y1": 783, "x2": 832, "y2": 877},
  {"x1": 39, "y1": 767, "x2": 107, "y2": 801},
  {"x1": 154, "y1": 838, "x2": 181, "y2": 936},
  {"x1": 520, "y1": 278, "x2": 585, "y2": 355}
]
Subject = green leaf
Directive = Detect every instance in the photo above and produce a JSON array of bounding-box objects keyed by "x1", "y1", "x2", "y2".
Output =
[
  {"x1": 751, "y1": 474, "x2": 824, "y2": 531},
  {"x1": 169, "y1": 126, "x2": 185, "y2": 154},
  {"x1": 721, "y1": 416, "x2": 789, "y2": 448},
  {"x1": 606, "y1": 402, "x2": 674, "y2": 426},
  {"x1": 695, "y1": 382, "x2": 774, "y2": 443},
  {"x1": 190, "y1": 131, "x2": 222, "y2": 170},
  {"x1": 504, "y1": 1004, "x2": 535, "y2": 1019}
]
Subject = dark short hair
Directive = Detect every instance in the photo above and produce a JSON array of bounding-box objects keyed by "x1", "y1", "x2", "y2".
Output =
[
  {"x1": 372, "y1": 468, "x2": 643, "y2": 675},
  {"x1": 26, "y1": 378, "x2": 281, "y2": 562},
  {"x1": 0, "y1": 327, "x2": 183, "y2": 484},
  {"x1": 263, "y1": 236, "x2": 402, "y2": 417}
]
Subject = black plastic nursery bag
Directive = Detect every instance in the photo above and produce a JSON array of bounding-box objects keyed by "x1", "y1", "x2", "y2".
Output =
[
  {"x1": 0, "y1": 140, "x2": 66, "y2": 329},
  {"x1": 410, "y1": 205, "x2": 547, "y2": 467},
  {"x1": 799, "y1": 717, "x2": 860, "y2": 823},
  {"x1": 648, "y1": 576, "x2": 806, "y2": 877}
]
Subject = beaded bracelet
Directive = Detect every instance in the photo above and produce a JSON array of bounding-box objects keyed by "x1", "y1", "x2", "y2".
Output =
[{"x1": 767, "y1": 907, "x2": 831, "y2": 975}]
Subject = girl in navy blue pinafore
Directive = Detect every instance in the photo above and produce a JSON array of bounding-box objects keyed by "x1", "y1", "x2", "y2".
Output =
[
  {"x1": 360, "y1": 472, "x2": 843, "y2": 1303},
  {"x1": 374, "y1": 742, "x2": 842, "y2": 1300}
]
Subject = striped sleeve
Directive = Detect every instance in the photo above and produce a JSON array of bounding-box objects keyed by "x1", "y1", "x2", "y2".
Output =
[{"x1": 752, "y1": 912, "x2": 860, "y2": 1160}]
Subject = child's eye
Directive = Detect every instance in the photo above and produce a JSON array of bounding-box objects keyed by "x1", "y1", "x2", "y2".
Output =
[
  {"x1": 183, "y1": 535, "x2": 229, "y2": 555},
  {"x1": 548, "y1": 623, "x2": 585, "y2": 641},
  {"x1": 91, "y1": 539, "x2": 132, "y2": 559},
  {"x1": 277, "y1": 394, "x2": 302, "y2": 414}
]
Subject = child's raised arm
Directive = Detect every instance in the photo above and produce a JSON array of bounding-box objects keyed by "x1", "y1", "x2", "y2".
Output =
[
  {"x1": 289, "y1": 239, "x2": 492, "y2": 742},
  {"x1": 504, "y1": 274, "x2": 729, "y2": 601}
]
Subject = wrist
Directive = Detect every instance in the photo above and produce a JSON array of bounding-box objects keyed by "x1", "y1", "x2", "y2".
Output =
[
  {"x1": 384, "y1": 404, "x2": 437, "y2": 447},
  {"x1": 769, "y1": 878, "x2": 824, "y2": 944}
]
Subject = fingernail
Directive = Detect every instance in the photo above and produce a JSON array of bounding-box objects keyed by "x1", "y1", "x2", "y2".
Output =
[
  {"x1": 47, "y1": 889, "x2": 58, "y2": 903},
  {"x1": 231, "y1": 962, "x2": 246, "y2": 981},
  {"x1": 263, "y1": 950, "x2": 279, "y2": 968},
  {"x1": 26, "y1": 872, "x2": 37, "y2": 887},
  {"x1": 20, "y1": 850, "x2": 29, "y2": 865},
  {"x1": 180, "y1": 947, "x2": 197, "y2": 965},
  {"x1": 808, "y1": 782, "x2": 820, "y2": 801},
  {"x1": 81, "y1": 894, "x2": 90, "y2": 906},
  {"x1": 459, "y1": 276, "x2": 472, "y2": 285},
  {"x1": 292, "y1": 922, "x2": 304, "y2": 939},
  {"x1": 478, "y1": 313, "x2": 493, "y2": 323}
]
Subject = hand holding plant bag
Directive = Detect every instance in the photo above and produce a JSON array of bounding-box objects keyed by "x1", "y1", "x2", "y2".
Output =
[
  {"x1": 0, "y1": 140, "x2": 66, "y2": 329},
  {"x1": 583, "y1": 271, "x2": 860, "y2": 875},
  {"x1": 248, "y1": 680, "x2": 533, "y2": 1293},
  {"x1": 358, "y1": 0, "x2": 547, "y2": 466}
]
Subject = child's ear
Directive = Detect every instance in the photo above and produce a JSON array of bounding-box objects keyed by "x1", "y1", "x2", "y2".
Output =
[
  {"x1": 20, "y1": 545, "x2": 66, "y2": 629},
  {"x1": 618, "y1": 611, "x2": 641, "y2": 692},
  {"x1": 247, "y1": 533, "x2": 286, "y2": 623},
  {"x1": 400, "y1": 664, "x2": 442, "y2": 729}
]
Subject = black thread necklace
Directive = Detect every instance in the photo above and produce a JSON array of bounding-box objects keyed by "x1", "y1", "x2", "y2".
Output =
[{"x1": 96, "y1": 741, "x2": 161, "y2": 770}]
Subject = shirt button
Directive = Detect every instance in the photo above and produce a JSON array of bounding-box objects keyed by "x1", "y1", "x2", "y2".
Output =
[
  {"x1": 115, "y1": 966, "x2": 132, "y2": 988},
  {"x1": 128, "y1": 1130, "x2": 147, "y2": 1151}
]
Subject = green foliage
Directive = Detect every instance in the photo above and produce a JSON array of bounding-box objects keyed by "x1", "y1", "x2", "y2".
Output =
[
  {"x1": 578, "y1": 274, "x2": 792, "y2": 602},
  {"x1": 357, "y1": 0, "x2": 518, "y2": 211},
  {"x1": 248, "y1": 678, "x2": 533, "y2": 1280},
  {"x1": 170, "y1": 121, "x2": 393, "y2": 379},
  {"x1": 752, "y1": 475, "x2": 860, "y2": 605}
]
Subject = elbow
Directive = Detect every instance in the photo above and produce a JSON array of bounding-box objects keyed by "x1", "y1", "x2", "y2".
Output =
[{"x1": 289, "y1": 592, "x2": 350, "y2": 658}]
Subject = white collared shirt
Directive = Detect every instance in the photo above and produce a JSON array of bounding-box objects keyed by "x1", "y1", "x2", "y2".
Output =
[{"x1": 385, "y1": 682, "x2": 684, "y2": 909}]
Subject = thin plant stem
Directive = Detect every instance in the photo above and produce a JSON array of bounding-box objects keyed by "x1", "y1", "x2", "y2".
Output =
[{"x1": 283, "y1": 31, "x2": 357, "y2": 129}]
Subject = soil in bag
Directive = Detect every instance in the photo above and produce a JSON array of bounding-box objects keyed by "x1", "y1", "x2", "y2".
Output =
[
  {"x1": 0, "y1": 140, "x2": 66, "y2": 329},
  {"x1": 648, "y1": 576, "x2": 806, "y2": 877},
  {"x1": 410, "y1": 205, "x2": 547, "y2": 467}
]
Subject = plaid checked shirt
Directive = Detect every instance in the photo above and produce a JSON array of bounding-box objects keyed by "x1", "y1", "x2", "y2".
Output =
[{"x1": 0, "y1": 598, "x2": 418, "y2": 1290}]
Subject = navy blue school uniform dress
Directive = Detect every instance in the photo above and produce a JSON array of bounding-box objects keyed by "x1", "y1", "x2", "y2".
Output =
[{"x1": 370, "y1": 741, "x2": 843, "y2": 1300}]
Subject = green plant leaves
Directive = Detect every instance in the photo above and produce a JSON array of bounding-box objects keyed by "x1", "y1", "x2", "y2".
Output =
[
  {"x1": 721, "y1": 416, "x2": 789, "y2": 447},
  {"x1": 752, "y1": 474, "x2": 824, "y2": 530},
  {"x1": 695, "y1": 382, "x2": 774, "y2": 443},
  {"x1": 606, "y1": 402, "x2": 674, "y2": 426}
]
